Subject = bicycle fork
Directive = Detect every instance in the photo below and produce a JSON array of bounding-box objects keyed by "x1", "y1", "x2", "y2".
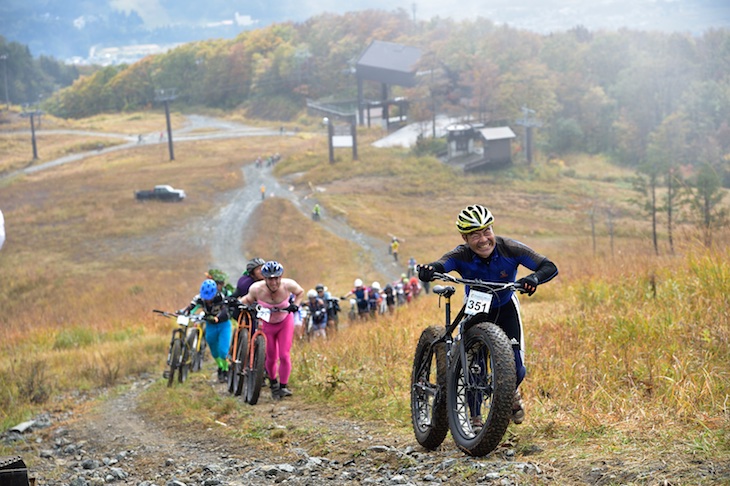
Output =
[{"x1": 439, "y1": 287, "x2": 481, "y2": 418}]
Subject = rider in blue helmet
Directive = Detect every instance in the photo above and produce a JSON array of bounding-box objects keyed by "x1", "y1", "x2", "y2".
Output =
[
  {"x1": 180, "y1": 278, "x2": 233, "y2": 383},
  {"x1": 200, "y1": 279, "x2": 217, "y2": 300}
]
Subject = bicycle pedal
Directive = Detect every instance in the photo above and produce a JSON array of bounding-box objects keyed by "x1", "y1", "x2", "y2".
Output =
[{"x1": 162, "y1": 370, "x2": 170, "y2": 379}]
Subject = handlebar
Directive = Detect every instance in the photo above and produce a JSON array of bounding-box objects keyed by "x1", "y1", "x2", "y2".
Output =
[
  {"x1": 259, "y1": 304, "x2": 295, "y2": 313},
  {"x1": 431, "y1": 272, "x2": 527, "y2": 293},
  {"x1": 153, "y1": 309, "x2": 180, "y2": 318},
  {"x1": 152, "y1": 310, "x2": 206, "y2": 322}
]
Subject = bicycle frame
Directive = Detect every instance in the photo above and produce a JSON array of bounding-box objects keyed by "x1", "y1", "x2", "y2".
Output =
[
  {"x1": 231, "y1": 306, "x2": 254, "y2": 364},
  {"x1": 246, "y1": 310, "x2": 266, "y2": 370},
  {"x1": 429, "y1": 273, "x2": 518, "y2": 362}
]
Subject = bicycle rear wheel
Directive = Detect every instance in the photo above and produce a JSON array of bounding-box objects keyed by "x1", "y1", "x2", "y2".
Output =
[
  {"x1": 190, "y1": 329, "x2": 204, "y2": 372},
  {"x1": 168, "y1": 339, "x2": 182, "y2": 387},
  {"x1": 244, "y1": 334, "x2": 266, "y2": 405},
  {"x1": 411, "y1": 326, "x2": 448, "y2": 450},
  {"x1": 447, "y1": 322, "x2": 515, "y2": 457}
]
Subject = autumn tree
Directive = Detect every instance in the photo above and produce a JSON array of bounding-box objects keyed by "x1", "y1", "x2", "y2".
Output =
[{"x1": 684, "y1": 163, "x2": 727, "y2": 247}]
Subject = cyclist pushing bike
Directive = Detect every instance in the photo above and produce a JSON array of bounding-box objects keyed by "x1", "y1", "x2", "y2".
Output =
[
  {"x1": 341, "y1": 279, "x2": 370, "y2": 318},
  {"x1": 240, "y1": 261, "x2": 304, "y2": 400},
  {"x1": 418, "y1": 204, "x2": 558, "y2": 426},
  {"x1": 180, "y1": 279, "x2": 233, "y2": 383}
]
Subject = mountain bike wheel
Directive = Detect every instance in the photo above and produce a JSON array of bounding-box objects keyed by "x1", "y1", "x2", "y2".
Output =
[
  {"x1": 200, "y1": 328, "x2": 208, "y2": 361},
  {"x1": 190, "y1": 330, "x2": 203, "y2": 372},
  {"x1": 411, "y1": 326, "x2": 448, "y2": 450},
  {"x1": 244, "y1": 334, "x2": 266, "y2": 405},
  {"x1": 168, "y1": 338, "x2": 182, "y2": 387},
  {"x1": 231, "y1": 329, "x2": 248, "y2": 396},
  {"x1": 447, "y1": 322, "x2": 516, "y2": 457},
  {"x1": 179, "y1": 342, "x2": 190, "y2": 384}
]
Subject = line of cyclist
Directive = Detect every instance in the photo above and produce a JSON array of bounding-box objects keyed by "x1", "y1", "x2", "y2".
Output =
[
  {"x1": 341, "y1": 272, "x2": 426, "y2": 320},
  {"x1": 173, "y1": 254, "x2": 428, "y2": 400},
  {"x1": 175, "y1": 258, "x2": 342, "y2": 400}
]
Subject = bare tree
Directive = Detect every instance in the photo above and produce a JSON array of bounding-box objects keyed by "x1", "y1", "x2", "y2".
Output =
[{"x1": 632, "y1": 169, "x2": 660, "y2": 256}]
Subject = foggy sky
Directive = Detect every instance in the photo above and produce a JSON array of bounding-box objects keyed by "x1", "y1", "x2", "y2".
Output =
[{"x1": 108, "y1": 0, "x2": 730, "y2": 33}]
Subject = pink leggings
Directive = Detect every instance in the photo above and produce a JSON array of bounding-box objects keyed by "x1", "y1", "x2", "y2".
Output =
[{"x1": 263, "y1": 312, "x2": 294, "y2": 384}]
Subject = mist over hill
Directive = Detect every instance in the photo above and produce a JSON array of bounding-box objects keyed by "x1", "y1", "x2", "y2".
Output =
[{"x1": 2, "y1": 0, "x2": 729, "y2": 62}]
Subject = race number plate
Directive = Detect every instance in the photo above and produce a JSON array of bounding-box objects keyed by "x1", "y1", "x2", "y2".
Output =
[
  {"x1": 256, "y1": 305, "x2": 271, "y2": 321},
  {"x1": 465, "y1": 290, "x2": 492, "y2": 315},
  {"x1": 176, "y1": 315, "x2": 190, "y2": 325}
]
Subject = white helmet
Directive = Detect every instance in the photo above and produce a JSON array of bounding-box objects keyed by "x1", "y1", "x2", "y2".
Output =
[
  {"x1": 307, "y1": 289, "x2": 317, "y2": 299},
  {"x1": 456, "y1": 204, "x2": 494, "y2": 234},
  {"x1": 354, "y1": 278, "x2": 363, "y2": 287},
  {"x1": 371, "y1": 281, "x2": 381, "y2": 290}
]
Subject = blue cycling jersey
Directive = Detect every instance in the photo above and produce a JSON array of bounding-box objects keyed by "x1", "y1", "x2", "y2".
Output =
[{"x1": 433, "y1": 236, "x2": 557, "y2": 308}]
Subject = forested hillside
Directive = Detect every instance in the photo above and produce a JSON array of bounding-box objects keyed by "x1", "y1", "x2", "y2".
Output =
[
  {"x1": 45, "y1": 11, "x2": 730, "y2": 174},
  {"x1": 0, "y1": 37, "x2": 82, "y2": 109}
]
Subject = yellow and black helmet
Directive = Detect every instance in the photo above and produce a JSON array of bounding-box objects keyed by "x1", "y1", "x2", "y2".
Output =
[{"x1": 455, "y1": 204, "x2": 494, "y2": 234}]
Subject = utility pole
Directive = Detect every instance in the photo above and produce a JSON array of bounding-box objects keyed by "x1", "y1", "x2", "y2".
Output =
[
  {"x1": 515, "y1": 106, "x2": 542, "y2": 165},
  {"x1": 21, "y1": 104, "x2": 43, "y2": 160},
  {"x1": 0, "y1": 54, "x2": 9, "y2": 110},
  {"x1": 155, "y1": 88, "x2": 176, "y2": 161}
]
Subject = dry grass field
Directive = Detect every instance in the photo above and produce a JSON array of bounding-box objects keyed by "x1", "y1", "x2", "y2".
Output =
[{"x1": 0, "y1": 111, "x2": 728, "y2": 484}]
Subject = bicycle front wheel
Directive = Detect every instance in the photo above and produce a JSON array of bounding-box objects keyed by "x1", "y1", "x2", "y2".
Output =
[
  {"x1": 245, "y1": 334, "x2": 266, "y2": 405},
  {"x1": 179, "y1": 345, "x2": 190, "y2": 384},
  {"x1": 447, "y1": 322, "x2": 516, "y2": 457},
  {"x1": 168, "y1": 339, "x2": 182, "y2": 387},
  {"x1": 231, "y1": 329, "x2": 249, "y2": 396},
  {"x1": 411, "y1": 326, "x2": 448, "y2": 450}
]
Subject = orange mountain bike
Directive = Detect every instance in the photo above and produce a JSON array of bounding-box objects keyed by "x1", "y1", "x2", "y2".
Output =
[
  {"x1": 227, "y1": 304, "x2": 253, "y2": 396},
  {"x1": 228, "y1": 303, "x2": 268, "y2": 404}
]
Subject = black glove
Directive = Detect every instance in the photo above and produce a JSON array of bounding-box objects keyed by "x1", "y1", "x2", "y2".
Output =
[
  {"x1": 418, "y1": 264, "x2": 436, "y2": 282},
  {"x1": 285, "y1": 303, "x2": 299, "y2": 313},
  {"x1": 204, "y1": 314, "x2": 218, "y2": 323},
  {"x1": 516, "y1": 274, "x2": 539, "y2": 296}
]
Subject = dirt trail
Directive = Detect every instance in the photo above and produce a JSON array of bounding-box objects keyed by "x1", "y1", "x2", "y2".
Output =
[{"x1": 210, "y1": 162, "x2": 401, "y2": 283}]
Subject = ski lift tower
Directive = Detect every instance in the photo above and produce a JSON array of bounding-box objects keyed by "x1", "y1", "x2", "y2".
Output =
[
  {"x1": 515, "y1": 106, "x2": 542, "y2": 165},
  {"x1": 155, "y1": 88, "x2": 177, "y2": 161}
]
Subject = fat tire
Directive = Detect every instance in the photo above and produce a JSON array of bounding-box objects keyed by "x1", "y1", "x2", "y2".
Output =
[
  {"x1": 168, "y1": 339, "x2": 182, "y2": 387},
  {"x1": 245, "y1": 334, "x2": 266, "y2": 405},
  {"x1": 411, "y1": 326, "x2": 449, "y2": 450},
  {"x1": 447, "y1": 322, "x2": 516, "y2": 457}
]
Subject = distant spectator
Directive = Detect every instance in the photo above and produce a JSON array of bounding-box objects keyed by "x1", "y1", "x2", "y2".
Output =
[{"x1": 390, "y1": 237, "x2": 400, "y2": 263}]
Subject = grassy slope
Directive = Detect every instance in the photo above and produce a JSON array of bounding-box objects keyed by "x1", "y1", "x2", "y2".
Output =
[{"x1": 0, "y1": 113, "x2": 728, "y2": 483}]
